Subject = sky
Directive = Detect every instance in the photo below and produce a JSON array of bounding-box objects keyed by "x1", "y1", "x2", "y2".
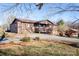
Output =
[{"x1": 0, "y1": 3, "x2": 79, "y2": 25}]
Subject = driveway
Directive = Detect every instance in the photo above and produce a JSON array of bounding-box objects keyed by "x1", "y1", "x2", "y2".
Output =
[
  {"x1": 28, "y1": 33, "x2": 79, "y2": 44},
  {"x1": 0, "y1": 37, "x2": 21, "y2": 43},
  {"x1": 0, "y1": 33, "x2": 79, "y2": 45}
]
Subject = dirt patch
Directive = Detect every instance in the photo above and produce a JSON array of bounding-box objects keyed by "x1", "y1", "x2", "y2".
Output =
[{"x1": 0, "y1": 40, "x2": 75, "y2": 49}]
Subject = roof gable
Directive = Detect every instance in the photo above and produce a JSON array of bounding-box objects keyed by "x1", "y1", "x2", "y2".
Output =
[{"x1": 11, "y1": 18, "x2": 36, "y2": 24}]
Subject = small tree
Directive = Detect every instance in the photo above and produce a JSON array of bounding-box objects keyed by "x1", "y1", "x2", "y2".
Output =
[
  {"x1": 57, "y1": 19, "x2": 65, "y2": 36},
  {"x1": 57, "y1": 19, "x2": 64, "y2": 25}
]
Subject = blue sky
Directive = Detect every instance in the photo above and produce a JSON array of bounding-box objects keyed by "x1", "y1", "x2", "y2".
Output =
[{"x1": 0, "y1": 3, "x2": 79, "y2": 25}]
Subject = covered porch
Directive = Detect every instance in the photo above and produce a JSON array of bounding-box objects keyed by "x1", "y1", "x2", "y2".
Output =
[{"x1": 34, "y1": 22, "x2": 52, "y2": 34}]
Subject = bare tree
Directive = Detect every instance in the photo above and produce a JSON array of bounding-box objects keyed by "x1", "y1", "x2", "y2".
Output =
[
  {"x1": 1, "y1": 3, "x2": 43, "y2": 14},
  {"x1": 1, "y1": 3, "x2": 79, "y2": 17},
  {"x1": 1, "y1": 3, "x2": 79, "y2": 30},
  {"x1": 36, "y1": 3, "x2": 43, "y2": 10}
]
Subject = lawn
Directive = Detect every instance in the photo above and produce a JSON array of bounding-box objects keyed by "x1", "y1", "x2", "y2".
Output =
[{"x1": 0, "y1": 40, "x2": 79, "y2": 56}]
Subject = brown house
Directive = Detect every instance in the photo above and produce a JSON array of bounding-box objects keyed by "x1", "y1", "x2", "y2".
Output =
[{"x1": 10, "y1": 18, "x2": 57, "y2": 34}]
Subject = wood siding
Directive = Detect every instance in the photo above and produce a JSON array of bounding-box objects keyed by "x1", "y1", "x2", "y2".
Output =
[{"x1": 10, "y1": 20, "x2": 18, "y2": 33}]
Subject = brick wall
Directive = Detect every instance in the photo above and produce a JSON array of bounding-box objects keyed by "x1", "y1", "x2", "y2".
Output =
[{"x1": 17, "y1": 21, "x2": 34, "y2": 34}]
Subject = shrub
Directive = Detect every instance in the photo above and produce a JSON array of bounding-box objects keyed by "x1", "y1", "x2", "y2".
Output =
[
  {"x1": 0, "y1": 32, "x2": 9, "y2": 38},
  {"x1": 20, "y1": 37, "x2": 31, "y2": 42},
  {"x1": 33, "y1": 37, "x2": 40, "y2": 41},
  {"x1": 9, "y1": 41, "x2": 15, "y2": 44},
  {"x1": 5, "y1": 32, "x2": 9, "y2": 38}
]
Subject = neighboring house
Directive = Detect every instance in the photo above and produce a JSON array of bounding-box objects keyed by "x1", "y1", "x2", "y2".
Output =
[{"x1": 10, "y1": 18, "x2": 58, "y2": 34}]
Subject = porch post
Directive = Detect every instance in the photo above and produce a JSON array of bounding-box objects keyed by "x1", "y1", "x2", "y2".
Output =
[{"x1": 39, "y1": 23, "x2": 40, "y2": 33}]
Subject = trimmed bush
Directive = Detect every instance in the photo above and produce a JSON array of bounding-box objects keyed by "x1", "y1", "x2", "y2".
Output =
[{"x1": 20, "y1": 37, "x2": 31, "y2": 42}]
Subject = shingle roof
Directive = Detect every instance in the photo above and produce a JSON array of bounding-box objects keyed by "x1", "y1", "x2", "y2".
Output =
[
  {"x1": 11, "y1": 18, "x2": 37, "y2": 24},
  {"x1": 16, "y1": 18, "x2": 37, "y2": 23},
  {"x1": 11, "y1": 18, "x2": 54, "y2": 25}
]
